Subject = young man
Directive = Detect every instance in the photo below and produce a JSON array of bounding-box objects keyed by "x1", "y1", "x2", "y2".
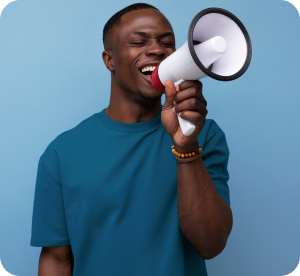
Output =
[{"x1": 31, "y1": 3, "x2": 233, "y2": 276}]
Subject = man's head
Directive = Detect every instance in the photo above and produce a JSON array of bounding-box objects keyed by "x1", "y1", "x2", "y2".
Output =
[
  {"x1": 102, "y1": 3, "x2": 176, "y2": 105},
  {"x1": 103, "y1": 3, "x2": 160, "y2": 51}
]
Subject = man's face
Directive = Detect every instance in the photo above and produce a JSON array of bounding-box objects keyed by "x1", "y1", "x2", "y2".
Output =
[{"x1": 111, "y1": 9, "x2": 176, "y2": 102}]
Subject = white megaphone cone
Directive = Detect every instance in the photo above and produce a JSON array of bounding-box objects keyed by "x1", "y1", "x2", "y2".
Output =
[{"x1": 151, "y1": 7, "x2": 252, "y2": 136}]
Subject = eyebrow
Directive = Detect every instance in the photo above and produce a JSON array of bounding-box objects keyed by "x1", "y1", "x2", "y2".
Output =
[{"x1": 131, "y1": 31, "x2": 174, "y2": 39}]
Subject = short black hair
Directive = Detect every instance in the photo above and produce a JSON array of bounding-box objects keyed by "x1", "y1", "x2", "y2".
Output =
[{"x1": 103, "y1": 3, "x2": 159, "y2": 50}]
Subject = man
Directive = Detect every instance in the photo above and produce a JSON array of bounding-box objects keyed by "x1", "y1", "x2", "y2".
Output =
[{"x1": 30, "y1": 3, "x2": 233, "y2": 275}]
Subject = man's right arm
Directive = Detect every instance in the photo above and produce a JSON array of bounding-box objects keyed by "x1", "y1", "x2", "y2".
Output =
[{"x1": 38, "y1": 245, "x2": 74, "y2": 276}]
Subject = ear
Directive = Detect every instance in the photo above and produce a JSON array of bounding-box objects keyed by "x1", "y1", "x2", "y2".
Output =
[{"x1": 102, "y1": 50, "x2": 114, "y2": 72}]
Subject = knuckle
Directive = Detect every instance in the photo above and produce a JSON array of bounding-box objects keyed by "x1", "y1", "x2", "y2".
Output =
[
  {"x1": 179, "y1": 81, "x2": 188, "y2": 90},
  {"x1": 189, "y1": 87, "x2": 197, "y2": 95},
  {"x1": 189, "y1": 98, "x2": 197, "y2": 107},
  {"x1": 195, "y1": 113, "x2": 202, "y2": 122}
]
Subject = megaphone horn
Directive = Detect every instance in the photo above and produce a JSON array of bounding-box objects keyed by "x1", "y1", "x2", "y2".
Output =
[{"x1": 151, "y1": 7, "x2": 252, "y2": 136}]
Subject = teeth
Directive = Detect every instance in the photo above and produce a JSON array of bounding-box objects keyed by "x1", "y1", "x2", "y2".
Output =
[{"x1": 141, "y1": 66, "x2": 156, "y2": 73}]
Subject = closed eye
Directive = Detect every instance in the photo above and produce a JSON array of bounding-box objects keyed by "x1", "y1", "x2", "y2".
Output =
[
  {"x1": 130, "y1": 41, "x2": 146, "y2": 45},
  {"x1": 162, "y1": 42, "x2": 175, "y2": 47}
]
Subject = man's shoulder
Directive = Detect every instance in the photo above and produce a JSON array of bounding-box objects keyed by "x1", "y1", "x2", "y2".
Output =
[{"x1": 40, "y1": 113, "x2": 98, "y2": 161}]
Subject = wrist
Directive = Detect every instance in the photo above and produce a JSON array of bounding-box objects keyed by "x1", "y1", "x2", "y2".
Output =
[{"x1": 173, "y1": 141, "x2": 199, "y2": 154}]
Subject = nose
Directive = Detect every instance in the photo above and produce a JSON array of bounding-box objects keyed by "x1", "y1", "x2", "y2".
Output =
[{"x1": 145, "y1": 40, "x2": 167, "y2": 59}]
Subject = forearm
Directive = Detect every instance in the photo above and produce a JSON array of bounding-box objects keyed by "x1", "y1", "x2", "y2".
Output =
[
  {"x1": 175, "y1": 144, "x2": 233, "y2": 259},
  {"x1": 38, "y1": 248, "x2": 73, "y2": 276}
]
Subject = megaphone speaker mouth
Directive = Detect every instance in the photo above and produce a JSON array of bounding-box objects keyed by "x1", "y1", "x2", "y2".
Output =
[
  {"x1": 188, "y1": 7, "x2": 252, "y2": 81},
  {"x1": 150, "y1": 64, "x2": 165, "y2": 93}
]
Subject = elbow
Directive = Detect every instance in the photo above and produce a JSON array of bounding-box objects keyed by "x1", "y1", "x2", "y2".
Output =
[
  {"x1": 195, "y1": 239, "x2": 228, "y2": 260},
  {"x1": 196, "y1": 248, "x2": 223, "y2": 260}
]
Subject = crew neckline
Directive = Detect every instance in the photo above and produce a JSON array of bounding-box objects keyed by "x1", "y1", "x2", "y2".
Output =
[{"x1": 96, "y1": 105, "x2": 162, "y2": 133}]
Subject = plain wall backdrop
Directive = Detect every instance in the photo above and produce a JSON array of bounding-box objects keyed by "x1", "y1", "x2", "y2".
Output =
[{"x1": 0, "y1": 0, "x2": 299, "y2": 275}]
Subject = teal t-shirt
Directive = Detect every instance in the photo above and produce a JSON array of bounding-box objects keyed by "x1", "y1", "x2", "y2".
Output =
[{"x1": 30, "y1": 104, "x2": 230, "y2": 275}]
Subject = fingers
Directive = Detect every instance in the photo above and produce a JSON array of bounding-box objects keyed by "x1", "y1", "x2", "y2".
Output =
[
  {"x1": 165, "y1": 80, "x2": 176, "y2": 92},
  {"x1": 174, "y1": 80, "x2": 207, "y2": 107},
  {"x1": 178, "y1": 80, "x2": 203, "y2": 91},
  {"x1": 173, "y1": 97, "x2": 208, "y2": 117},
  {"x1": 178, "y1": 110, "x2": 206, "y2": 125}
]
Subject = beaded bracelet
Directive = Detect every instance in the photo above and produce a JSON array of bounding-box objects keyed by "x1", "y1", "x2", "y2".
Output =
[{"x1": 171, "y1": 144, "x2": 202, "y2": 163}]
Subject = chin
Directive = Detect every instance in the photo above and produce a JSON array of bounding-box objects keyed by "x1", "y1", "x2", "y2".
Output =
[{"x1": 137, "y1": 88, "x2": 162, "y2": 103}]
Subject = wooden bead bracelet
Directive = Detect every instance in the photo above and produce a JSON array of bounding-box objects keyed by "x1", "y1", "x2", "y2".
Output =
[{"x1": 171, "y1": 144, "x2": 202, "y2": 163}]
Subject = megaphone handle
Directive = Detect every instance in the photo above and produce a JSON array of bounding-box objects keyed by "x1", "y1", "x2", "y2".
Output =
[{"x1": 173, "y1": 79, "x2": 196, "y2": 136}]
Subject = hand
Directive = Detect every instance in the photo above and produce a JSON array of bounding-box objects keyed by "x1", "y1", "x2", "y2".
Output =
[{"x1": 161, "y1": 80, "x2": 208, "y2": 152}]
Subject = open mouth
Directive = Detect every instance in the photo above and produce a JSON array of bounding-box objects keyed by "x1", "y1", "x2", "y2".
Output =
[{"x1": 140, "y1": 66, "x2": 157, "y2": 76}]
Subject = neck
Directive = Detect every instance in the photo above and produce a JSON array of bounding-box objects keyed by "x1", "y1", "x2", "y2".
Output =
[{"x1": 105, "y1": 75, "x2": 162, "y2": 124}]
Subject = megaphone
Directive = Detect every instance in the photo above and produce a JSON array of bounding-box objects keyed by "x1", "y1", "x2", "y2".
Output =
[{"x1": 151, "y1": 7, "x2": 252, "y2": 136}]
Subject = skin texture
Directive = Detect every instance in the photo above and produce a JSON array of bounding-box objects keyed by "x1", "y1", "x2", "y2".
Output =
[
  {"x1": 102, "y1": 8, "x2": 175, "y2": 124},
  {"x1": 38, "y1": 246, "x2": 73, "y2": 275},
  {"x1": 163, "y1": 78, "x2": 233, "y2": 259}
]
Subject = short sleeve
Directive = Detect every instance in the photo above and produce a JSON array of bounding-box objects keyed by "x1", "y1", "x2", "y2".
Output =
[
  {"x1": 30, "y1": 157, "x2": 70, "y2": 247},
  {"x1": 200, "y1": 123, "x2": 231, "y2": 207}
]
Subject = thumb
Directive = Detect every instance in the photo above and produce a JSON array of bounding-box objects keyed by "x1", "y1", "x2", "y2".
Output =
[{"x1": 163, "y1": 80, "x2": 176, "y2": 109}]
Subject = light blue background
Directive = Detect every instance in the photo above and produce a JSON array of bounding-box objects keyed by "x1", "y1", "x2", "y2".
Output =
[{"x1": 0, "y1": 0, "x2": 299, "y2": 275}]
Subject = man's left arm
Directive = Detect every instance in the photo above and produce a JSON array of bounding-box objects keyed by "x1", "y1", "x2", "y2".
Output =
[
  {"x1": 161, "y1": 80, "x2": 233, "y2": 260},
  {"x1": 175, "y1": 146, "x2": 233, "y2": 260}
]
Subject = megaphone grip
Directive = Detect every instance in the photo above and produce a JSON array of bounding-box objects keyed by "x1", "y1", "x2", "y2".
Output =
[
  {"x1": 174, "y1": 79, "x2": 196, "y2": 137},
  {"x1": 151, "y1": 69, "x2": 196, "y2": 136}
]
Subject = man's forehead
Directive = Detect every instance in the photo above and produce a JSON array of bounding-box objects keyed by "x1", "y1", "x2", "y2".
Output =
[{"x1": 116, "y1": 9, "x2": 173, "y2": 36}]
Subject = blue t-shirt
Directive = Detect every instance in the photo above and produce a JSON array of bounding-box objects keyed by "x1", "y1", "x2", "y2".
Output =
[{"x1": 30, "y1": 104, "x2": 230, "y2": 275}]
